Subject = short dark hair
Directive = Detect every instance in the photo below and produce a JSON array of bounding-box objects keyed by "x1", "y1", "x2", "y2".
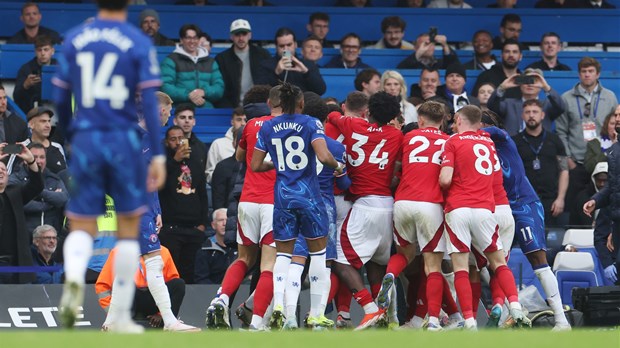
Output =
[
  {"x1": 309, "y1": 12, "x2": 329, "y2": 24},
  {"x1": 232, "y1": 106, "x2": 245, "y2": 117},
  {"x1": 473, "y1": 30, "x2": 493, "y2": 41},
  {"x1": 345, "y1": 91, "x2": 369, "y2": 113},
  {"x1": 340, "y1": 32, "x2": 361, "y2": 46},
  {"x1": 327, "y1": 103, "x2": 343, "y2": 115},
  {"x1": 96, "y1": 0, "x2": 128, "y2": 10},
  {"x1": 417, "y1": 101, "x2": 445, "y2": 125},
  {"x1": 368, "y1": 91, "x2": 401, "y2": 125},
  {"x1": 420, "y1": 67, "x2": 439, "y2": 79},
  {"x1": 22, "y1": 2, "x2": 39, "y2": 14},
  {"x1": 354, "y1": 69, "x2": 381, "y2": 92},
  {"x1": 302, "y1": 35, "x2": 323, "y2": 48},
  {"x1": 243, "y1": 85, "x2": 272, "y2": 106},
  {"x1": 381, "y1": 16, "x2": 406, "y2": 33},
  {"x1": 28, "y1": 142, "x2": 45, "y2": 151},
  {"x1": 578, "y1": 57, "x2": 601, "y2": 73},
  {"x1": 540, "y1": 32, "x2": 561, "y2": 44},
  {"x1": 457, "y1": 105, "x2": 482, "y2": 124},
  {"x1": 199, "y1": 31, "x2": 212, "y2": 44},
  {"x1": 275, "y1": 27, "x2": 296, "y2": 43},
  {"x1": 279, "y1": 83, "x2": 303, "y2": 114},
  {"x1": 34, "y1": 34, "x2": 53, "y2": 49},
  {"x1": 174, "y1": 103, "x2": 195, "y2": 117},
  {"x1": 165, "y1": 125, "x2": 184, "y2": 139},
  {"x1": 502, "y1": 38, "x2": 521, "y2": 53},
  {"x1": 500, "y1": 13, "x2": 521, "y2": 27},
  {"x1": 303, "y1": 92, "x2": 329, "y2": 123},
  {"x1": 522, "y1": 98, "x2": 544, "y2": 110},
  {"x1": 179, "y1": 24, "x2": 201, "y2": 40}
]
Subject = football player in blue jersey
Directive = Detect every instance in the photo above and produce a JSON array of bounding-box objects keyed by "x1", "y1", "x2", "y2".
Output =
[
  {"x1": 52, "y1": 0, "x2": 166, "y2": 332},
  {"x1": 481, "y1": 110, "x2": 571, "y2": 331},
  {"x1": 251, "y1": 83, "x2": 343, "y2": 330}
]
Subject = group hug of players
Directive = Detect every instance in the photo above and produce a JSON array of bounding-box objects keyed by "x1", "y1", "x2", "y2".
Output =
[{"x1": 203, "y1": 83, "x2": 572, "y2": 332}]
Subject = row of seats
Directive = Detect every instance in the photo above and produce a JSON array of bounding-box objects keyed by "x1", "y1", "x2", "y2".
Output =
[{"x1": 1, "y1": 3, "x2": 618, "y2": 43}]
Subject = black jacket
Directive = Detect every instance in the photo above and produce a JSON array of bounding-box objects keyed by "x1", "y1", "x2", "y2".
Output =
[
  {"x1": 463, "y1": 54, "x2": 498, "y2": 71},
  {"x1": 1, "y1": 111, "x2": 29, "y2": 144},
  {"x1": 8, "y1": 26, "x2": 61, "y2": 44},
  {"x1": 593, "y1": 207, "x2": 615, "y2": 268},
  {"x1": 322, "y1": 55, "x2": 371, "y2": 70},
  {"x1": 255, "y1": 54, "x2": 326, "y2": 95},
  {"x1": 593, "y1": 142, "x2": 620, "y2": 221},
  {"x1": 396, "y1": 49, "x2": 459, "y2": 70},
  {"x1": 526, "y1": 59, "x2": 571, "y2": 72},
  {"x1": 472, "y1": 64, "x2": 522, "y2": 99},
  {"x1": 194, "y1": 237, "x2": 237, "y2": 284},
  {"x1": 13, "y1": 58, "x2": 58, "y2": 113},
  {"x1": 151, "y1": 32, "x2": 176, "y2": 46},
  {"x1": 211, "y1": 156, "x2": 238, "y2": 210},
  {"x1": 215, "y1": 44, "x2": 272, "y2": 108}
]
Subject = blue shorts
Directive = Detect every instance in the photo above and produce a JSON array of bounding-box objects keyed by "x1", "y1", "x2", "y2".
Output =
[
  {"x1": 139, "y1": 211, "x2": 161, "y2": 255},
  {"x1": 66, "y1": 129, "x2": 147, "y2": 217},
  {"x1": 273, "y1": 203, "x2": 328, "y2": 242},
  {"x1": 512, "y1": 201, "x2": 547, "y2": 254},
  {"x1": 292, "y1": 197, "x2": 337, "y2": 260}
]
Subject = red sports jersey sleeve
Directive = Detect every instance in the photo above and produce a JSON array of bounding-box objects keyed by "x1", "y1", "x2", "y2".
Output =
[
  {"x1": 441, "y1": 131, "x2": 496, "y2": 213},
  {"x1": 395, "y1": 127, "x2": 448, "y2": 203},
  {"x1": 329, "y1": 113, "x2": 403, "y2": 200},
  {"x1": 239, "y1": 115, "x2": 276, "y2": 204}
]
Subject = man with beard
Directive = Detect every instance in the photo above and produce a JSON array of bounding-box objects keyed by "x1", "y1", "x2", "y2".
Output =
[
  {"x1": 139, "y1": 9, "x2": 175, "y2": 46},
  {"x1": 371, "y1": 16, "x2": 413, "y2": 49},
  {"x1": 463, "y1": 30, "x2": 498, "y2": 71},
  {"x1": 473, "y1": 39, "x2": 522, "y2": 100},
  {"x1": 513, "y1": 100, "x2": 569, "y2": 227}
]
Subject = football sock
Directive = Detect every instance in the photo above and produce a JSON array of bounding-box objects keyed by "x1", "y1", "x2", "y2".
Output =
[
  {"x1": 253, "y1": 270, "x2": 274, "y2": 318},
  {"x1": 489, "y1": 274, "x2": 506, "y2": 307},
  {"x1": 328, "y1": 271, "x2": 340, "y2": 304},
  {"x1": 273, "y1": 253, "x2": 292, "y2": 309},
  {"x1": 285, "y1": 262, "x2": 304, "y2": 319},
  {"x1": 319, "y1": 267, "x2": 332, "y2": 315},
  {"x1": 454, "y1": 270, "x2": 474, "y2": 319},
  {"x1": 145, "y1": 255, "x2": 177, "y2": 326},
  {"x1": 309, "y1": 249, "x2": 328, "y2": 317},
  {"x1": 386, "y1": 254, "x2": 409, "y2": 278},
  {"x1": 370, "y1": 282, "x2": 381, "y2": 299},
  {"x1": 354, "y1": 288, "x2": 378, "y2": 314},
  {"x1": 414, "y1": 272, "x2": 428, "y2": 319},
  {"x1": 336, "y1": 284, "x2": 352, "y2": 313},
  {"x1": 441, "y1": 276, "x2": 459, "y2": 315},
  {"x1": 534, "y1": 265, "x2": 569, "y2": 325},
  {"x1": 109, "y1": 239, "x2": 140, "y2": 323},
  {"x1": 470, "y1": 280, "x2": 482, "y2": 319},
  {"x1": 63, "y1": 230, "x2": 93, "y2": 284},
  {"x1": 220, "y1": 260, "x2": 248, "y2": 305},
  {"x1": 426, "y1": 272, "x2": 444, "y2": 319},
  {"x1": 494, "y1": 265, "x2": 519, "y2": 304}
]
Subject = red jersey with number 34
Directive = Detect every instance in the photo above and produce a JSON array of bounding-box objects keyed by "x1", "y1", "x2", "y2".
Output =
[
  {"x1": 395, "y1": 127, "x2": 448, "y2": 203},
  {"x1": 238, "y1": 115, "x2": 275, "y2": 204},
  {"x1": 441, "y1": 131, "x2": 498, "y2": 213},
  {"x1": 328, "y1": 113, "x2": 403, "y2": 200}
]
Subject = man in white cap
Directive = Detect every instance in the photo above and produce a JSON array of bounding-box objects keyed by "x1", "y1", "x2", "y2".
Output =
[
  {"x1": 215, "y1": 19, "x2": 271, "y2": 107},
  {"x1": 140, "y1": 9, "x2": 175, "y2": 46}
]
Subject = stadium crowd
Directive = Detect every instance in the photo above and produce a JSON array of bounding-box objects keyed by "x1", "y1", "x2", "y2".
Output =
[{"x1": 0, "y1": 0, "x2": 618, "y2": 332}]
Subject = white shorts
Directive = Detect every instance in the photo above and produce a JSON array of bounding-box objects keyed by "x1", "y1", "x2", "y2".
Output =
[
  {"x1": 393, "y1": 200, "x2": 446, "y2": 253},
  {"x1": 336, "y1": 196, "x2": 393, "y2": 268},
  {"x1": 444, "y1": 207, "x2": 501, "y2": 255},
  {"x1": 494, "y1": 204, "x2": 514, "y2": 258},
  {"x1": 237, "y1": 202, "x2": 275, "y2": 247},
  {"x1": 334, "y1": 195, "x2": 352, "y2": 233}
]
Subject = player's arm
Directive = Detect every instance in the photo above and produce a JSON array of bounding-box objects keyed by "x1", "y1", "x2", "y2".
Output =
[
  {"x1": 52, "y1": 81, "x2": 73, "y2": 136},
  {"x1": 312, "y1": 137, "x2": 342, "y2": 173},
  {"x1": 439, "y1": 166, "x2": 454, "y2": 190},
  {"x1": 250, "y1": 148, "x2": 273, "y2": 172},
  {"x1": 551, "y1": 155, "x2": 569, "y2": 217},
  {"x1": 326, "y1": 111, "x2": 348, "y2": 133},
  {"x1": 391, "y1": 160, "x2": 402, "y2": 192},
  {"x1": 439, "y1": 139, "x2": 454, "y2": 190},
  {"x1": 235, "y1": 126, "x2": 248, "y2": 162}
]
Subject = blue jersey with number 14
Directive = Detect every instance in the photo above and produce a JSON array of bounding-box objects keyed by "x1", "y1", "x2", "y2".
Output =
[
  {"x1": 52, "y1": 18, "x2": 161, "y2": 132},
  {"x1": 256, "y1": 113, "x2": 325, "y2": 209}
]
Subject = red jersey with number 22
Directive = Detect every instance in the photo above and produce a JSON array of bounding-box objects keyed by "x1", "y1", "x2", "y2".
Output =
[
  {"x1": 328, "y1": 113, "x2": 403, "y2": 200},
  {"x1": 238, "y1": 115, "x2": 275, "y2": 204},
  {"x1": 441, "y1": 131, "x2": 497, "y2": 213}
]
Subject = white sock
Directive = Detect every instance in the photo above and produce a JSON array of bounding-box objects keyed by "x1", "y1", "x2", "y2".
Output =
[
  {"x1": 319, "y1": 267, "x2": 331, "y2": 315},
  {"x1": 250, "y1": 314, "x2": 263, "y2": 328},
  {"x1": 145, "y1": 255, "x2": 177, "y2": 326},
  {"x1": 308, "y1": 249, "x2": 328, "y2": 318},
  {"x1": 108, "y1": 239, "x2": 140, "y2": 323},
  {"x1": 443, "y1": 272, "x2": 457, "y2": 301},
  {"x1": 273, "y1": 253, "x2": 292, "y2": 309},
  {"x1": 245, "y1": 291, "x2": 255, "y2": 310},
  {"x1": 63, "y1": 230, "x2": 93, "y2": 284},
  {"x1": 535, "y1": 266, "x2": 569, "y2": 325},
  {"x1": 219, "y1": 294, "x2": 230, "y2": 307},
  {"x1": 410, "y1": 315, "x2": 424, "y2": 328},
  {"x1": 363, "y1": 302, "x2": 379, "y2": 314},
  {"x1": 285, "y1": 262, "x2": 304, "y2": 319}
]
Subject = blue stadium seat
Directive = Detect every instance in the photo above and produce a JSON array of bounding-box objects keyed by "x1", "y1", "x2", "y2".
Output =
[
  {"x1": 507, "y1": 247, "x2": 545, "y2": 298},
  {"x1": 555, "y1": 270, "x2": 599, "y2": 307}
]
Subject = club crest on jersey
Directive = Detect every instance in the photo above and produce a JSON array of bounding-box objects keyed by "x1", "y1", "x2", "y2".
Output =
[{"x1": 149, "y1": 233, "x2": 158, "y2": 244}]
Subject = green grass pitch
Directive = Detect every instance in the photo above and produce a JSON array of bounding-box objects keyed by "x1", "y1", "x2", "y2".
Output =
[{"x1": 2, "y1": 329, "x2": 618, "y2": 348}]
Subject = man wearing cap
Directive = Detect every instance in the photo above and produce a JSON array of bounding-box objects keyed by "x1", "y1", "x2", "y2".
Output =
[
  {"x1": 215, "y1": 19, "x2": 271, "y2": 108},
  {"x1": 13, "y1": 34, "x2": 57, "y2": 114},
  {"x1": 488, "y1": 67, "x2": 565, "y2": 136},
  {"x1": 139, "y1": 9, "x2": 175, "y2": 47},
  {"x1": 438, "y1": 64, "x2": 479, "y2": 114}
]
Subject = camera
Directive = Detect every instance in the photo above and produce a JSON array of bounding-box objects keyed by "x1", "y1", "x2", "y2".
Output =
[
  {"x1": 514, "y1": 74, "x2": 536, "y2": 85},
  {"x1": 428, "y1": 27, "x2": 438, "y2": 43}
]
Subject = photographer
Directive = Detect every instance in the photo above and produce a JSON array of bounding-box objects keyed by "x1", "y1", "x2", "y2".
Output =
[
  {"x1": 13, "y1": 34, "x2": 57, "y2": 113},
  {"x1": 488, "y1": 67, "x2": 565, "y2": 135},
  {"x1": 397, "y1": 30, "x2": 459, "y2": 70}
]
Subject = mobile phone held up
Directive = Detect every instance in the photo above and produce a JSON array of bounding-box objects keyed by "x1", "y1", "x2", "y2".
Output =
[
  {"x1": 428, "y1": 27, "x2": 438, "y2": 43},
  {"x1": 514, "y1": 74, "x2": 536, "y2": 85},
  {"x1": 2, "y1": 144, "x2": 22, "y2": 155}
]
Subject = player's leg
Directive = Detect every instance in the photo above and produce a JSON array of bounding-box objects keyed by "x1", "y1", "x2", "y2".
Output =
[
  {"x1": 283, "y1": 238, "x2": 307, "y2": 329},
  {"x1": 527, "y1": 250, "x2": 570, "y2": 330},
  {"x1": 424, "y1": 251, "x2": 446, "y2": 330}
]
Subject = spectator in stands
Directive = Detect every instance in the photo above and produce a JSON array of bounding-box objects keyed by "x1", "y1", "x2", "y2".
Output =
[
  {"x1": 354, "y1": 69, "x2": 382, "y2": 97},
  {"x1": 488, "y1": 68, "x2": 565, "y2": 136},
  {"x1": 8, "y1": 3, "x2": 61, "y2": 44},
  {"x1": 139, "y1": 9, "x2": 175, "y2": 47},
  {"x1": 427, "y1": 0, "x2": 472, "y2": 8},
  {"x1": 397, "y1": 0, "x2": 426, "y2": 6},
  {"x1": 559, "y1": 57, "x2": 618, "y2": 221},
  {"x1": 487, "y1": 0, "x2": 517, "y2": 7},
  {"x1": 438, "y1": 64, "x2": 479, "y2": 114},
  {"x1": 0, "y1": 144, "x2": 43, "y2": 284},
  {"x1": 30, "y1": 224, "x2": 63, "y2": 284},
  {"x1": 199, "y1": 32, "x2": 212, "y2": 55},
  {"x1": 526, "y1": 33, "x2": 571, "y2": 72},
  {"x1": 371, "y1": 16, "x2": 413, "y2": 49},
  {"x1": 593, "y1": 206, "x2": 617, "y2": 284},
  {"x1": 493, "y1": 14, "x2": 527, "y2": 52},
  {"x1": 381, "y1": 70, "x2": 418, "y2": 124},
  {"x1": 96, "y1": 245, "x2": 189, "y2": 328},
  {"x1": 172, "y1": 104, "x2": 208, "y2": 166},
  {"x1": 211, "y1": 127, "x2": 242, "y2": 210},
  {"x1": 409, "y1": 68, "x2": 440, "y2": 102},
  {"x1": 513, "y1": 100, "x2": 569, "y2": 226},
  {"x1": 301, "y1": 35, "x2": 324, "y2": 63},
  {"x1": 397, "y1": 32, "x2": 459, "y2": 70},
  {"x1": 477, "y1": 83, "x2": 495, "y2": 109},
  {"x1": 13, "y1": 35, "x2": 57, "y2": 114},
  {"x1": 206, "y1": 107, "x2": 246, "y2": 184},
  {"x1": 194, "y1": 208, "x2": 237, "y2": 284},
  {"x1": 572, "y1": 162, "x2": 608, "y2": 226},
  {"x1": 306, "y1": 12, "x2": 333, "y2": 49},
  {"x1": 215, "y1": 19, "x2": 271, "y2": 108},
  {"x1": 9, "y1": 143, "x2": 68, "y2": 235},
  {"x1": 463, "y1": 30, "x2": 498, "y2": 71},
  {"x1": 337, "y1": 0, "x2": 372, "y2": 6},
  {"x1": 323, "y1": 33, "x2": 371, "y2": 70},
  {"x1": 585, "y1": 107, "x2": 620, "y2": 175},
  {"x1": 472, "y1": 39, "x2": 522, "y2": 100},
  {"x1": 161, "y1": 24, "x2": 224, "y2": 108},
  {"x1": 255, "y1": 27, "x2": 326, "y2": 95},
  {"x1": 570, "y1": 0, "x2": 616, "y2": 8},
  {"x1": 0, "y1": 86, "x2": 29, "y2": 145}
]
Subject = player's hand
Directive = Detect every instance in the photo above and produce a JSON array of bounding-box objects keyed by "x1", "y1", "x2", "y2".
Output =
[
  {"x1": 607, "y1": 233, "x2": 614, "y2": 252},
  {"x1": 500, "y1": 75, "x2": 519, "y2": 90},
  {"x1": 550, "y1": 197, "x2": 565, "y2": 217},
  {"x1": 333, "y1": 163, "x2": 344, "y2": 176},
  {"x1": 24, "y1": 74, "x2": 41, "y2": 89},
  {"x1": 147, "y1": 314, "x2": 163, "y2": 328},
  {"x1": 582, "y1": 199, "x2": 596, "y2": 217},
  {"x1": 289, "y1": 55, "x2": 309, "y2": 74},
  {"x1": 155, "y1": 214, "x2": 162, "y2": 233},
  {"x1": 147, "y1": 156, "x2": 166, "y2": 192}
]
